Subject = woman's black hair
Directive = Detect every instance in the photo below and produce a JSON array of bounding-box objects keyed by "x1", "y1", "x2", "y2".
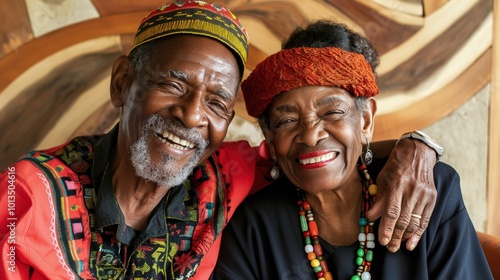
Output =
[
  {"x1": 259, "y1": 20, "x2": 379, "y2": 131},
  {"x1": 282, "y1": 20, "x2": 379, "y2": 72}
]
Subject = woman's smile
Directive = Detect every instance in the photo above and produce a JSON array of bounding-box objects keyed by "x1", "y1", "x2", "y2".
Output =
[{"x1": 297, "y1": 150, "x2": 337, "y2": 169}]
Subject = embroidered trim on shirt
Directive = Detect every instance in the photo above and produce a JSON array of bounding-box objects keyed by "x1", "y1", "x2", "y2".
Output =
[{"x1": 38, "y1": 172, "x2": 76, "y2": 280}]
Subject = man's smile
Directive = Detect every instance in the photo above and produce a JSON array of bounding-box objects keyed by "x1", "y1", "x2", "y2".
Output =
[{"x1": 153, "y1": 130, "x2": 196, "y2": 151}]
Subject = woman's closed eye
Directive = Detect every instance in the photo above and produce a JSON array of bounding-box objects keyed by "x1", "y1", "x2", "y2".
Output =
[
  {"x1": 272, "y1": 117, "x2": 298, "y2": 131},
  {"x1": 322, "y1": 109, "x2": 344, "y2": 118}
]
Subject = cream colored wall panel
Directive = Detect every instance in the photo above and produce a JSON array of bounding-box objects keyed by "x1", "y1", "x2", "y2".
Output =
[
  {"x1": 423, "y1": 85, "x2": 490, "y2": 231},
  {"x1": 357, "y1": 0, "x2": 424, "y2": 25},
  {"x1": 25, "y1": 0, "x2": 99, "y2": 37},
  {"x1": 225, "y1": 115, "x2": 264, "y2": 147},
  {"x1": 370, "y1": 0, "x2": 423, "y2": 16},
  {"x1": 487, "y1": 0, "x2": 500, "y2": 236}
]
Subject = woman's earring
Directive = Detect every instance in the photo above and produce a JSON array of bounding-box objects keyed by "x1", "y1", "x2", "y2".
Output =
[
  {"x1": 270, "y1": 165, "x2": 281, "y2": 180},
  {"x1": 362, "y1": 136, "x2": 373, "y2": 166}
]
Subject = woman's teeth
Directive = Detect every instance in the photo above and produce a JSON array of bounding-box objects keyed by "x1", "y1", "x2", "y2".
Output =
[{"x1": 299, "y1": 152, "x2": 335, "y2": 165}]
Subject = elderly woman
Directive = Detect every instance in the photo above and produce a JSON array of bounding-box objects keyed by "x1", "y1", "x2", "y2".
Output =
[{"x1": 212, "y1": 21, "x2": 492, "y2": 279}]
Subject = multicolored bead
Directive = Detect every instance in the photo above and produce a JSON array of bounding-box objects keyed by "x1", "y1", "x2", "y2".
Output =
[{"x1": 297, "y1": 163, "x2": 377, "y2": 280}]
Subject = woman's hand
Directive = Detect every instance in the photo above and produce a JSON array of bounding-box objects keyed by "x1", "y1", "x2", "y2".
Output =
[{"x1": 367, "y1": 138, "x2": 437, "y2": 252}]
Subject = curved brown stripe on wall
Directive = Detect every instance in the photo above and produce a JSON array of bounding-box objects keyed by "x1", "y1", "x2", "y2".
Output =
[
  {"x1": 71, "y1": 101, "x2": 120, "y2": 138},
  {"x1": 91, "y1": 0, "x2": 241, "y2": 17},
  {"x1": 234, "y1": 2, "x2": 309, "y2": 42},
  {"x1": 120, "y1": 34, "x2": 136, "y2": 56},
  {"x1": 0, "y1": 51, "x2": 119, "y2": 170},
  {"x1": 373, "y1": 49, "x2": 491, "y2": 141},
  {"x1": 423, "y1": 0, "x2": 449, "y2": 16},
  {"x1": 246, "y1": 44, "x2": 271, "y2": 72},
  {"x1": 323, "y1": 0, "x2": 421, "y2": 54},
  {"x1": 0, "y1": 12, "x2": 146, "y2": 92},
  {"x1": 379, "y1": 0, "x2": 492, "y2": 94}
]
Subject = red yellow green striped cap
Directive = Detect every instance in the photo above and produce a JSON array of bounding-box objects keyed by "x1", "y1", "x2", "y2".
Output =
[{"x1": 131, "y1": 1, "x2": 249, "y2": 72}]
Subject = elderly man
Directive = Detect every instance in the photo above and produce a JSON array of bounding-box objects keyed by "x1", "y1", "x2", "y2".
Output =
[{"x1": 0, "y1": 1, "x2": 440, "y2": 279}]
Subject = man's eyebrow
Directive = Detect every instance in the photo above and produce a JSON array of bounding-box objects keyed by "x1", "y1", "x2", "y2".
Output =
[
  {"x1": 158, "y1": 70, "x2": 234, "y2": 101},
  {"x1": 214, "y1": 87, "x2": 233, "y2": 102},
  {"x1": 159, "y1": 69, "x2": 189, "y2": 80}
]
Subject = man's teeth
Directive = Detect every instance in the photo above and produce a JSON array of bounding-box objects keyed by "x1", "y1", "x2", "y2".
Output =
[
  {"x1": 155, "y1": 131, "x2": 195, "y2": 150},
  {"x1": 299, "y1": 152, "x2": 335, "y2": 165}
]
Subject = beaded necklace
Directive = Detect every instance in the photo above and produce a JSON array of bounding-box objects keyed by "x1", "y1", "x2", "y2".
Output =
[{"x1": 297, "y1": 164, "x2": 377, "y2": 280}]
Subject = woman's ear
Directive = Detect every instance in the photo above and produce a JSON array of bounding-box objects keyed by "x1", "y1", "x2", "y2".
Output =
[
  {"x1": 110, "y1": 55, "x2": 131, "y2": 108},
  {"x1": 266, "y1": 140, "x2": 276, "y2": 162},
  {"x1": 361, "y1": 97, "x2": 377, "y2": 142},
  {"x1": 258, "y1": 119, "x2": 276, "y2": 160},
  {"x1": 261, "y1": 126, "x2": 277, "y2": 161}
]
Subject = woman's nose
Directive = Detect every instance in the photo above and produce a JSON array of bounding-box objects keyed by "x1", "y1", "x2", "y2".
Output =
[{"x1": 296, "y1": 119, "x2": 328, "y2": 146}]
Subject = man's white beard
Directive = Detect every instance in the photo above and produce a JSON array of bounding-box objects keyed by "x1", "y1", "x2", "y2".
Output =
[{"x1": 130, "y1": 115, "x2": 209, "y2": 188}]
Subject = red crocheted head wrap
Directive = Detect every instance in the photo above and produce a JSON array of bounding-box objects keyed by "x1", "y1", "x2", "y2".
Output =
[{"x1": 242, "y1": 47, "x2": 379, "y2": 118}]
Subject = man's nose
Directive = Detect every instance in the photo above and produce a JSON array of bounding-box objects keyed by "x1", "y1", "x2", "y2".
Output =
[{"x1": 169, "y1": 91, "x2": 209, "y2": 128}]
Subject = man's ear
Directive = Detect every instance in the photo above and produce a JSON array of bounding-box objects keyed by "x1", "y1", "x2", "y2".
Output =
[
  {"x1": 110, "y1": 55, "x2": 131, "y2": 108},
  {"x1": 361, "y1": 97, "x2": 377, "y2": 142}
]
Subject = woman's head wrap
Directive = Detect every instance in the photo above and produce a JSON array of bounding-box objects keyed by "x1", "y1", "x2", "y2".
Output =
[
  {"x1": 130, "y1": 0, "x2": 249, "y2": 73},
  {"x1": 242, "y1": 47, "x2": 379, "y2": 118}
]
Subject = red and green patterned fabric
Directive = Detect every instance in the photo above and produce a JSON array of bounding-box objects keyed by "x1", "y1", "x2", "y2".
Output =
[{"x1": 0, "y1": 128, "x2": 271, "y2": 279}]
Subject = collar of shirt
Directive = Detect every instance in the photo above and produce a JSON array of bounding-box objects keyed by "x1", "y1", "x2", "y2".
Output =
[{"x1": 90, "y1": 124, "x2": 194, "y2": 245}]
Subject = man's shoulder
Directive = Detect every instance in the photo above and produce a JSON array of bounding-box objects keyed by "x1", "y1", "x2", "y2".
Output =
[
  {"x1": 19, "y1": 134, "x2": 103, "y2": 165},
  {"x1": 6, "y1": 135, "x2": 102, "y2": 180}
]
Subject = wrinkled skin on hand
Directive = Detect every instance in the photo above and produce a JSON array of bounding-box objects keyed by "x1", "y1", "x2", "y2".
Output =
[{"x1": 366, "y1": 138, "x2": 438, "y2": 253}]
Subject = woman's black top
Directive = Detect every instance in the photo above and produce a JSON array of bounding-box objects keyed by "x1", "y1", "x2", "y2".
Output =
[{"x1": 212, "y1": 159, "x2": 493, "y2": 279}]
